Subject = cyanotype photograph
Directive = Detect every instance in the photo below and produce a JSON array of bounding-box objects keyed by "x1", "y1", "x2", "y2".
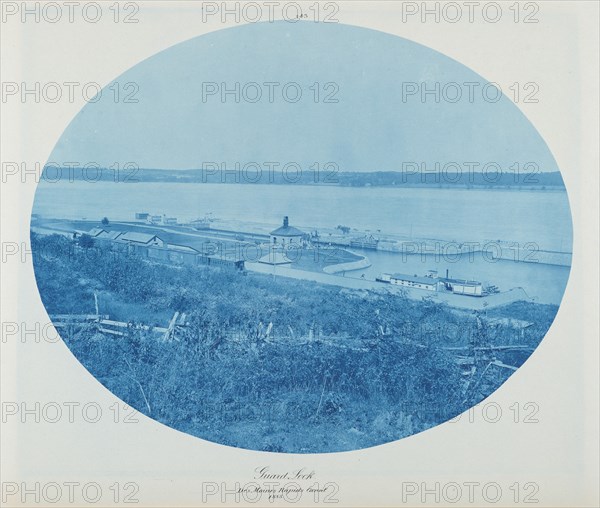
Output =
[{"x1": 30, "y1": 21, "x2": 572, "y2": 454}]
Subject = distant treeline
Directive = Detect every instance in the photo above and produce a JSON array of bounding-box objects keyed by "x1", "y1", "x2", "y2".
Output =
[{"x1": 40, "y1": 165, "x2": 566, "y2": 189}]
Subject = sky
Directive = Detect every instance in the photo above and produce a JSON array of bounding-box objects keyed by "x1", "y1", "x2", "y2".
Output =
[{"x1": 49, "y1": 21, "x2": 561, "y2": 173}]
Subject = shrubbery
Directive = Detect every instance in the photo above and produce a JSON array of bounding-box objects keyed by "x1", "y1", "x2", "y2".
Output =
[{"x1": 31, "y1": 233, "x2": 556, "y2": 452}]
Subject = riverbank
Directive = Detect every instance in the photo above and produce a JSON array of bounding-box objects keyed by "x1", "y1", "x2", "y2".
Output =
[
  {"x1": 206, "y1": 218, "x2": 572, "y2": 268},
  {"x1": 31, "y1": 216, "x2": 571, "y2": 304}
]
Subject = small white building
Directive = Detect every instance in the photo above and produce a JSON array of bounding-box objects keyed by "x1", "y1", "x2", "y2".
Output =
[
  {"x1": 190, "y1": 218, "x2": 211, "y2": 230},
  {"x1": 269, "y1": 216, "x2": 305, "y2": 246}
]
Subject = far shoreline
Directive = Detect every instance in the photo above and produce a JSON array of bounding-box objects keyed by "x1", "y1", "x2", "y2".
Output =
[{"x1": 38, "y1": 178, "x2": 568, "y2": 193}]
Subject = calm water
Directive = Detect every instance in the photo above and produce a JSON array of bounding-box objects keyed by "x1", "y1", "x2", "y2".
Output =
[
  {"x1": 349, "y1": 248, "x2": 570, "y2": 305},
  {"x1": 34, "y1": 182, "x2": 572, "y2": 248},
  {"x1": 33, "y1": 181, "x2": 572, "y2": 304}
]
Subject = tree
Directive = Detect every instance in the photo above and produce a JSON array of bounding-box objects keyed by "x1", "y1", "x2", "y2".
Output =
[
  {"x1": 101, "y1": 217, "x2": 109, "y2": 226},
  {"x1": 78, "y1": 233, "x2": 95, "y2": 248}
]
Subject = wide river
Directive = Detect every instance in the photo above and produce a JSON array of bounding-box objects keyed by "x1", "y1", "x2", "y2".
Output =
[{"x1": 32, "y1": 182, "x2": 573, "y2": 305}]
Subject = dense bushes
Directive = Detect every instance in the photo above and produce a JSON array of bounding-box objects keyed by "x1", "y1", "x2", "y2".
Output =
[{"x1": 31, "y1": 233, "x2": 556, "y2": 452}]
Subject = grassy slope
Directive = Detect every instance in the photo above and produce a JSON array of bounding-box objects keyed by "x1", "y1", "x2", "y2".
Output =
[{"x1": 31, "y1": 233, "x2": 558, "y2": 452}]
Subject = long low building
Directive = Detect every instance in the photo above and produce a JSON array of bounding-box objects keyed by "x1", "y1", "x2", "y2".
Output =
[
  {"x1": 377, "y1": 273, "x2": 438, "y2": 291},
  {"x1": 377, "y1": 272, "x2": 484, "y2": 296},
  {"x1": 85, "y1": 227, "x2": 244, "y2": 270}
]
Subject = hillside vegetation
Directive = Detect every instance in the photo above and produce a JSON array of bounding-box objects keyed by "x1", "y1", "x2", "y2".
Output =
[{"x1": 32, "y1": 233, "x2": 557, "y2": 452}]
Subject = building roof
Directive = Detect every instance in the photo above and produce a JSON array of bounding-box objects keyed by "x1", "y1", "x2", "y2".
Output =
[
  {"x1": 97, "y1": 230, "x2": 124, "y2": 240},
  {"x1": 389, "y1": 273, "x2": 438, "y2": 285},
  {"x1": 88, "y1": 228, "x2": 107, "y2": 237},
  {"x1": 167, "y1": 243, "x2": 199, "y2": 253},
  {"x1": 441, "y1": 277, "x2": 482, "y2": 287},
  {"x1": 258, "y1": 252, "x2": 293, "y2": 265},
  {"x1": 270, "y1": 225, "x2": 305, "y2": 237},
  {"x1": 118, "y1": 232, "x2": 162, "y2": 244}
]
